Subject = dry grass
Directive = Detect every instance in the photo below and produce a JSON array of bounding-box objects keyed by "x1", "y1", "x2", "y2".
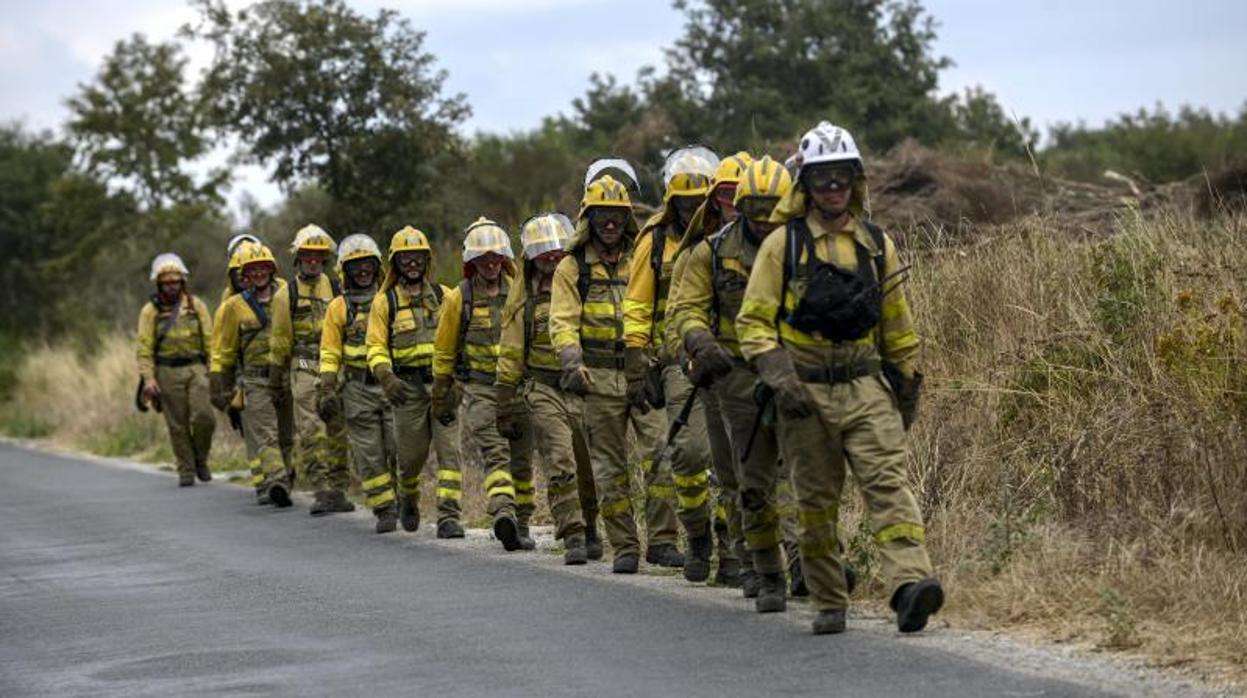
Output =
[{"x1": 3, "y1": 208, "x2": 1246, "y2": 688}]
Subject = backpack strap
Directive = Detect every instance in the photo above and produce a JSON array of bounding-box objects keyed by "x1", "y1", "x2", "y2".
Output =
[
  {"x1": 574, "y1": 247, "x2": 590, "y2": 301},
  {"x1": 329, "y1": 275, "x2": 340, "y2": 297},
  {"x1": 709, "y1": 233, "x2": 725, "y2": 337},
  {"x1": 288, "y1": 273, "x2": 300, "y2": 320},
  {"x1": 863, "y1": 220, "x2": 889, "y2": 361},
  {"x1": 522, "y1": 284, "x2": 536, "y2": 368},
  {"x1": 386, "y1": 287, "x2": 398, "y2": 365},
  {"x1": 649, "y1": 228, "x2": 666, "y2": 339},
  {"x1": 456, "y1": 279, "x2": 473, "y2": 379}
]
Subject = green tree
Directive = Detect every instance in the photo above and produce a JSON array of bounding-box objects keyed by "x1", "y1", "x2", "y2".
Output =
[
  {"x1": 65, "y1": 34, "x2": 224, "y2": 210},
  {"x1": 664, "y1": 0, "x2": 954, "y2": 152},
  {"x1": 950, "y1": 86, "x2": 1038, "y2": 160},
  {"x1": 187, "y1": 0, "x2": 470, "y2": 233}
]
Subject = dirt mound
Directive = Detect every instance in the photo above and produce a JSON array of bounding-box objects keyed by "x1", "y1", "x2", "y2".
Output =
[{"x1": 1196, "y1": 160, "x2": 1247, "y2": 217}]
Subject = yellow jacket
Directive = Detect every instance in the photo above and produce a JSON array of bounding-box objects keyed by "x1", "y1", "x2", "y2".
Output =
[
  {"x1": 496, "y1": 266, "x2": 561, "y2": 388},
  {"x1": 366, "y1": 281, "x2": 450, "y2": 373},
  {"x1": 622, "y1": 223, "x2": 682, "y2": 353},
  {"x1": 210, "y1": 282, "x2": 285, "y2": 373},
  {"x1": 270, "y1": 273, "x2": 337, "y2": 368},
  {"x1": 736, "y1": 213, "x2": 918, "y2": 376},
  {"x1": 319, "y1": 293, "x2": 375, "y2": 375},
  {"x1": 432, "y1": 275, "x2": 512, "y2": 383},
  {"x1": 136, "y1": 293, "x2": 212, "y2": 380}
]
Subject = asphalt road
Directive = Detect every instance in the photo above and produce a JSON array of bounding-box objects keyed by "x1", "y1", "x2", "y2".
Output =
[{"x1": 0, "y1": 443, "x2": 1119, "y2": 697}]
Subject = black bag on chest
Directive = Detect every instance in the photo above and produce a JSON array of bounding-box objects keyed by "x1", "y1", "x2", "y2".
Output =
[{"x1": 785, "y1": 219, "x2": 881, "y2": 342}]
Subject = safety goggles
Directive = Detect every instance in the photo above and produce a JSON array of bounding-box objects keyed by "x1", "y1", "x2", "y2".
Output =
[
  {"x1": 588, "y1": 208, "x2": 629, "y2": 228},
  {"x1": 803, "y1": 165, "x2": 856, "y2": 193},
  {"x1": 737, "y1": 197, "x2": 780, "y2": 222}
]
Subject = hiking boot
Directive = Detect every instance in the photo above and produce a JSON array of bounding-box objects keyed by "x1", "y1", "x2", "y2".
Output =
[
  {"x1": 812, "y1": 609, "x2": 847, "y2": 635},
  {"x1": 194, "y1": 462, "x2": 212, "y2": 483},
  {"x1": 267, "y1": 483, "x2": 292, "y2": 508},
  {"x1": 375, "y1": 509, "x2": 398, "y2": 534},
  {"x1": 493, "y1": 514, "x2": 521, "y2": 551},
  {"x1": 399, "y1": 497, "x2": 420, "y2": 533},
  {"x1": 645, "y1": 543, "x2": 684, "y2": 568},
  {"x1": 517, "y1": 524, "x2": 536, "y2": 551},
  {"x1": 256, "y1": 491, "x2": 271, "y2": 506},
  {"x1": 437, "y1": 519, "x2": 465, "y2": 539},
  {"x1": 328, "y1": 491, "x2": 356, "y2": 513},
  {"x1": 309, "y1": 491, "x2": 334, "y2": 517},
  {"x1": 563, "y1": 535, "x2": 588, "y2": 566},
  {"x1": 584, "y1": 522, "x2": 604, "y2": 561},
  {"x1": 892, "y1": 578, "x2": 944, "y2": 633},
  {"x1": 683, "y1": 531, "x2": 712, "y2": 583},
  {"x1": 755, "y1": 572, "x2": 787, "y2": 613},
  {"x1": 178, "y1": 473, "x2": 195, "y2": 487},
  {"x1": 790, "y1": 557, "x2": 809, "y2": 597},
  {"x1": 715, "y1": 558, "x2": 743, "y2": 587},
  {"x1": 741, "y1": 569, "x2": 760, "y2": 598},
  {"x1": 612, "y1": 553, "x2": 639, "y2": 574}
]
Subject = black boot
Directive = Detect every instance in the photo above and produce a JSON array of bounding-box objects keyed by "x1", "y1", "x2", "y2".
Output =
[
  {"x1": 563, "y1": 535, "x2": 588, "y2": 566},
  {"x1": 437, "y1": 518, "x2": 465, "y2": 539},
  {"x1": 493, "y1": 514, "x2": 521, "y2": 551},
  {"x1": 375, "y1": 508, "x2": 398, "y2": 534},
  {"x1": 328, "y1": 491, "x2": 356, "y2": 513},
  {"x1": 309, "y1": 491, "x2": 333, "y2": 517},
  {"x1": 399, "y1": 496, "x2": 420, "y2": 533},
  {"x1": 517, "y1": 524, "x2": 536, "y2": 551},
  {"x1": 812, "y1": 609, "x2": 847, "y2": 635},
  {"x1": 645, "y1": 543, "x2": 684, "y2": 568},
  {"x1": 715, "y1": 558, "x2": 743, "y2": 587},
  {"x1": 892, "y1": 578, "x2": 944, "y2": 633},
  {"x1": 584, "y1": 521, "x2": 604, "y2": 561},
  {"x1": 194, "y1": 461, "x2": 213, "y2": 482},
  {"x1": 267, "y1": 482, "x2": 292, "y2": 508},
  {"x1": 178, "y1": 472, "x2": 195, "y2": 487},
  {"x1": 741, "y1": 569, "x2": 760, "y2": 598},
  {"x1": 683, "y1": 525, "x2": 712, "y2": 583},
  {"x1": 755, "y1": 572, "x2": 787, "y2": 613},
  {"x1": 612, "y1": 553, "x2": 639, "y2": 574}
]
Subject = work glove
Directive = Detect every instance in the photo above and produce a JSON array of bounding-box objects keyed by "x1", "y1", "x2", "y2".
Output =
[
  {"x1": 558, "y1": 346, "x2": 594, "y2": 396},
  {"x1": 209, "y1": 371, "x2": 232, "y2": 412},
  {"x1": 430, "y1": 376, "x2": 459, "y2": 426},
  {"x1": 495, "y1": 383, "x2": 522, "y2": 441},
  {"x1": 268, "y1": 364, "x2": 289, "y2": 407},
  {"x1": 685, "y1": 329, "x2": 734, "y2": 388},
  {"x1": 883, "y1": 364, "x2": 924, "y2": 431},
  {"x1": 316, "y1": 372, "x2": 342, "y2": 424},
  {"x1": 623, "y1": 346, "x2": 652, "y2": 414},
  {"x1": 374, "y1": 363, "x2": 410, "y2": 406},
  {"x1": 753, "y1": 348, "x2": 815, "y2": 420}
]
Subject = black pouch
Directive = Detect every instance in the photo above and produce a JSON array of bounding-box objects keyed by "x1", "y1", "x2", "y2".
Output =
[
  {"x1": 790, "y1": 261, "x2": 880, "y2": 341},
  {"x1": 645, "y1": 361, "x2": 666, "y2": 408}
]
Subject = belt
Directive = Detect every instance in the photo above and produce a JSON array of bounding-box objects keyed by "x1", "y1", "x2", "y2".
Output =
[
  {"x1": 528, "y1": 367, "x2": 562, "y2": 389},
  {"x1": 394, "y1": 365, "x2": 433, "y2": 384},
  {"x1": 345, "y1": 366, "x2": 378, "y2": 385},
  {"x1": 242, "y1": 365, "x2": 271, "y2": 378},
  {"x1": 156, "y1": 356, "x2": 204, "y2": 368},
  {"x1": 798, "y1": 360, "x2": 881, "y2": 384},
  {"x1": 583, "y1": 355, "x2": 626, "y2": 370},
  {"x1": 456, "y1": 369, "x2": 497, "y2": 385}
]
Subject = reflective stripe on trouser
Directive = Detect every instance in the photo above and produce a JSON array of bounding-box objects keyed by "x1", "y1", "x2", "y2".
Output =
[
  {"x1": 522, "y1": 381, "x2": 586, "y2": 540},
  {"x1": 661, "y1": 365, "x2": 713, "y2": 532},
  {"x1": 702, "y1": 386, "x2": 742, "y2": 570},
  {"x1": 155, "y1": 363, "x2": 215, "y2": 478},
  {"x1": 713, "y1": 365, "x2": 797, "y2": 575},
  {"x1": 582, "y1": 390, "x2": 678, "y2": 557},
  {"x1": 291, "y1": 367, "x2": 350, "y2": 493},
  {"x1": 775, "y1": 373, "x2": 932, "y2": 611},
  {"x1": 342, "y1": 378, "x2": 398, "y2": 514},
  {"x1": 241, "y1": 375, "x2": 289, "y2": 492},
  {"x1": 392, "y1": 382, "x2": 463, "y2": 523},
  {"x1": 462, "y1": 383, "x2": 516, "y2": 520}
]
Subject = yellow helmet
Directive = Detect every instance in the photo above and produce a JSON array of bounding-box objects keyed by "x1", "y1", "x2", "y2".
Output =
[
  {"x1": 712, "y1": 151, "x2": 753, "y2": 191},
  {"x1": 386, "y1": 226, "x2": 432, "y2": 265},
  {"x1": 462, "y1": 217, "x2": 514, "y2": 262},
  {"x1": 237, "y1": 241, "x2": 278, "y2": 271},
  {"x1": 581, "y1": 175, "x2": 633, "y2": 210},
  {"x1": 335, "y1": 234, "x2": 382, "y2": 278},
  {"x1": 150, "y1": 253, "x2": 189, "y2": 282},
  {"x1": 519, "y1": 213, "x2": 573, "y2": 259},
  {"x1": 290, "y1": 224, "x2": 336, "y2": 255},
  {"x1": 735, "y1": 156, "x2": 794, "y2": 204},
  {"x1": 662, "y1": 145, "x2": 719, "y2": 201}
]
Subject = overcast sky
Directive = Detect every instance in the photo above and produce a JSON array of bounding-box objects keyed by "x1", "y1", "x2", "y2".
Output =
[{"x1": 3, "y1": 0, "x2": 1244, "y2": 209}]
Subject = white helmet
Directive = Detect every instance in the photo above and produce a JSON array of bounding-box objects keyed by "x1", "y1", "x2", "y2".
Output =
[
  {"x1": 290, "y1": 224, "x2": 337, "y2": 255},
  {"x1": 150, "y1": 253, "x2": 190, "y2": 282},
  {"x1": 796, "y1": 121, "x2": 864, "y2": 175},
  {"x1": 661, "y1": 145, "x2": 720, "y2": 201},
  {"x1": 227, "y1": 233, "x2": 260, "y2": 258},
  {"x1": 585, "y1": 158, "x2": 641, "y2": 196},
  {"x1": 462, "y1": 217, "x2": 514, "y2": 262},
  {"x1": 519, "y1": 213, "x2": 574, "y2": 260}
]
